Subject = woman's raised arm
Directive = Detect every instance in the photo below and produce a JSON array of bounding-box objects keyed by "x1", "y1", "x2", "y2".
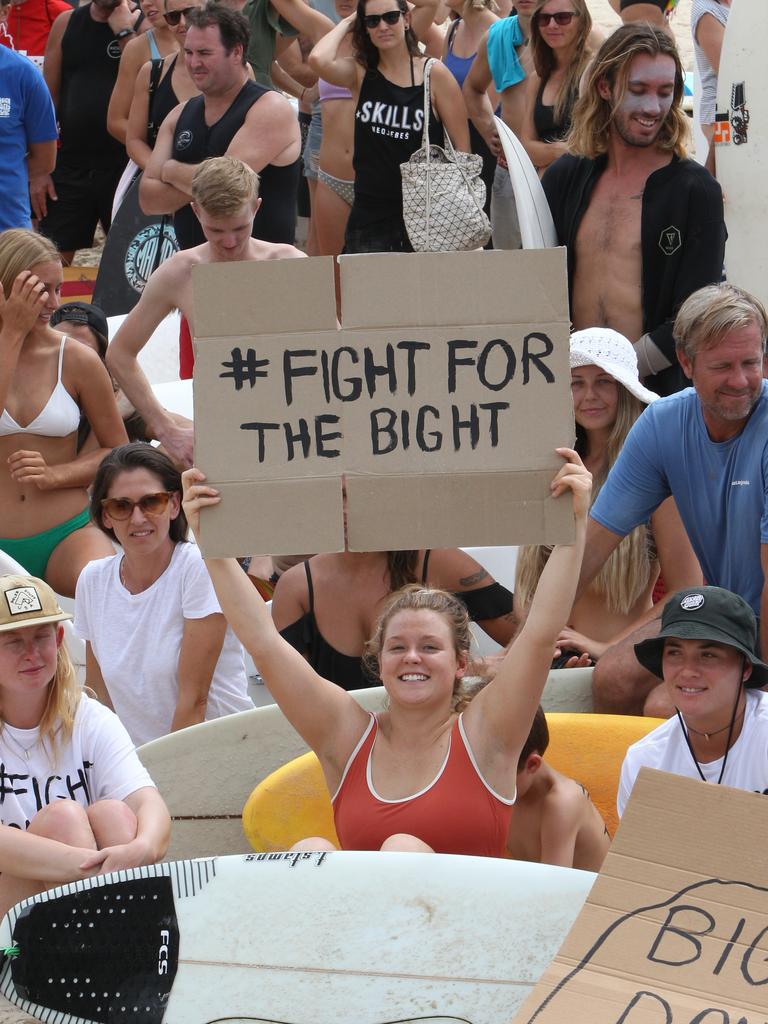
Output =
[
  {"x1": 182, "y1": 470, "x2": 370, "y2": 761},
  {"x1": 464, "y1": 449, "x2": 590, "y2": 759},
  {"x1": 308, "y1": 14, "x2": 361, "y2": 90}
]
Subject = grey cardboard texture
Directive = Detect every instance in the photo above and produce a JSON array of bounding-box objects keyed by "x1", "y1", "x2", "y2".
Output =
[
  {"x1": 512, "y1": 769, "x2": 768, "y2": 1024},
  {"x1": 192, "y1": 249, "x2": 575, "y2": 556}
]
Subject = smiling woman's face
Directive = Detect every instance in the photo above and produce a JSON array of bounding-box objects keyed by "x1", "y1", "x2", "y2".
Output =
[{"x1": 378, "y1": 609, "x2": 466, "y2": 704}]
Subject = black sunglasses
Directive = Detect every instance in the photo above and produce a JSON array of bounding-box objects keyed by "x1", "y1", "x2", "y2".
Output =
[
  {"x1": 101, "y1": 491, "x2": 175, "y2": 520},
  {"x1": 164, "y1": 6, "x2": 194, "y2": 25},
  {"x1": 535, "y1": 10, "x2": 578, "y2": 26},
  {"x1": 363, "y1": 10, "x2": 403, "y2": 28}
]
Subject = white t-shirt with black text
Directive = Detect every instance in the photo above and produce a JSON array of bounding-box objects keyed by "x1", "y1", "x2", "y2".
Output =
[
  {"x1": 0, "y1": 695, "x2": 155, "y2": 831},
  {"x1": 618, "y1": 689, "x2": 768, "y2": 817},
  {"x1": 75, "y1": 542, "x2": 253, "y2": 746}
]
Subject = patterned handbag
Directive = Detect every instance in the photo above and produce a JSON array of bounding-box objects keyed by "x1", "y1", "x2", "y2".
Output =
[{"x1": 400, "y1": 58, "x2": 491, "y2": 252}]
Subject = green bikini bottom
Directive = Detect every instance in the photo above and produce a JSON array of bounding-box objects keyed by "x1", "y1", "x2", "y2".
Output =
[{"x1": 0, "y1": 507, "x2": 91, "y2": 579}]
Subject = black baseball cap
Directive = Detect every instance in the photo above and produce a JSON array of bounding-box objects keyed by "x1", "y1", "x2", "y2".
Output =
[
  {"x1": 634, "y1": 586, "x2": 768, "y2": 688},
  {"x1": 50, "y1": 302, "x2": 110, "y2": 351}
]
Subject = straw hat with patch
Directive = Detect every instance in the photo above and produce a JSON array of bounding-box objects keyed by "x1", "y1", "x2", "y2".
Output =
[
  {"x1": 0, "y1": 575, "x2": 73, "y2": 633},
  {"x1": 570, "y1": 327, "x2": 660, "y2": 406},
  {"x1": 634, "y1": 586, "x2": 768, "y2": 687}
]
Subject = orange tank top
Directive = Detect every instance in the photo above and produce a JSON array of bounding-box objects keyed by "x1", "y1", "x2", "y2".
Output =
[{"x1": 332, "y1": 714, "x2": 515, "y2": 857}]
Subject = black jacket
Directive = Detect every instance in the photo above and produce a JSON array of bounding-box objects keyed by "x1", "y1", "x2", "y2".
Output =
[{"x1": 542, "y1": 153, "x2": 726, "y2": 395}]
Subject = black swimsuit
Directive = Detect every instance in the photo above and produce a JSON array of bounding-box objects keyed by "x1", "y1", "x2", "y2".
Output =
[
  {"x1": 532, "y1": 80, "x2": 571, "y2": 143},
  {"x1": 148, "y1": 55, "x2": 180, "y2": 147},
  {"x1": 279, "y1": 553, "x2": 514, "y2": 691}
]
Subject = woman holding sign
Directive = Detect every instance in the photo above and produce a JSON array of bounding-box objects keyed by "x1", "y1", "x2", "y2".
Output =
[{"x1": 183, "y1": 449, "x2": 590, "y2": 856}]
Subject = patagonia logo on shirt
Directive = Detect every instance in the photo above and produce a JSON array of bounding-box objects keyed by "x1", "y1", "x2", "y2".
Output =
[{"x1": 731, "y1": 480, "x2": 751, "y2": 487}]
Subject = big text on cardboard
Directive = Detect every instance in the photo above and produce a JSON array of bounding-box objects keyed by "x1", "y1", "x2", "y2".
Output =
[
  {"x1": 514, "y1": 769, "x2": 768, "y2": 1024},
  {"x1": 192, "y1": 249, "x2": 574, "y2": 557}
]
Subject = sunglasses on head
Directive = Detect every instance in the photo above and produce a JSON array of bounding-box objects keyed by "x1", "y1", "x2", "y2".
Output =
[
  {"x1": 536, "y1": 10, "x2": 577, "y2": 25},
  {"x1": 363, "y1": 9, "x2": 403, "y2": 28},
  {"x1": 101, "y1": 492, "x2": 174, "y2": 520},
  {"x1": 164, "y1": 6, "x2": 194, "y2": 25}
]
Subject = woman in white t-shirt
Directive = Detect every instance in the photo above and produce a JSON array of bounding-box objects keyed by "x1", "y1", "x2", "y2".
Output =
[
  {"x1": 0, "y1": 572, "x2": 169, "y2": 916},
  {"x1": 618, "y1": 586, "x2": 768, "y2": 817},
  {"x1": 75, "y1": 443, "x2": 253, "y2": 746}
]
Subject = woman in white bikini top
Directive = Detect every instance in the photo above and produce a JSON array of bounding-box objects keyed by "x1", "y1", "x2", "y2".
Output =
[{"x1": 0, "y1": 229, "x2": 127, "y2": 597}]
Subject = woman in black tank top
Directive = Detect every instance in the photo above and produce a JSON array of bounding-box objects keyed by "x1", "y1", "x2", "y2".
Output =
[
  {"x1": 125, "y1": 1, "x2": 201, "y2": 171},
  {"x1": 519, "y1": 0, "x2": 593, "y2": 174},
  {"x1": 310, "y1": 0, "x2": 471, "y2": 252}
]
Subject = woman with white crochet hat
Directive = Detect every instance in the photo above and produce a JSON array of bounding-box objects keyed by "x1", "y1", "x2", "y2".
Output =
[{"x1": 515, "y1": 327, "x2": 699, "y2": 670}]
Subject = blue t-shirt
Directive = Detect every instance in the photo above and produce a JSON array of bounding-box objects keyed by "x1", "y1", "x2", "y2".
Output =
[
  {"x1": 486, "y1": 15, "x2": 525, "y2": 93},
  {"x1": 591, "y1": 382, "x2": 768, "y2": 615},
  {"x1": 0, "y1": 47, "x2": 57, "y2": 231}
]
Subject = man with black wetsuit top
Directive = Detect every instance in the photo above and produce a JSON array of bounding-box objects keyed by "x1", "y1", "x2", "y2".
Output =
[
  {"x1": 140, "y1": 2, "x2": 301, "y2": 250},
  {"x1": 40, "y1": 0, "x2": 141, "y2": 264}
]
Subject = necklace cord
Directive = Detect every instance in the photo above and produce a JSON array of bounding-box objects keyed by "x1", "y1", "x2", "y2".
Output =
[{"x1": 675, "y1": 655, "x2": 745, "y2": 786}]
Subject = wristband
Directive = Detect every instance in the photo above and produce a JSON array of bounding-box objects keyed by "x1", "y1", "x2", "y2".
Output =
[{"x1": 114, "y1": 26, "x2": 136, "y2": 39}]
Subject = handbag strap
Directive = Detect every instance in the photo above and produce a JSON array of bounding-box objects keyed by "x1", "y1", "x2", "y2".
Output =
[{"x1": 420, "y1": 58, "x2": 435, "y2": 166}]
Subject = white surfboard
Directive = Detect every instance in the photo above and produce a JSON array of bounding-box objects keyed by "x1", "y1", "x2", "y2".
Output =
[
  {"x1": 0, "y1": 852, "x2": 595, "y2": 1024},
  {"x1": 495, "y1": 116, "x2": 557, "y2": 250},
  {"x1": 714, "y1": 0, "x2": 768, "y2": 307}
]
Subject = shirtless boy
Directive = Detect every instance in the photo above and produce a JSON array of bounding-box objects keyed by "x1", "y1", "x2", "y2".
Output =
[
  {"x1": 542, "y1": 23, "x2": 725, "y2": 396},
  {"x1": 107, "y1": 156, "x2": 306, "y2": 467},
  {"x1": 507, "y1": 707, "x2": 610, "y2": 871}
]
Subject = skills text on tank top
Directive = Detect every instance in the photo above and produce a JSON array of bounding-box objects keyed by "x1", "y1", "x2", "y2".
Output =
[{"x1": 353, "y1": 67, "x2": 444, "y2": 208}]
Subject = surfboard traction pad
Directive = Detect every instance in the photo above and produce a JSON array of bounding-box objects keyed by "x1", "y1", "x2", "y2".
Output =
[{"x1": 0, "y1": 859, "x2": 215, "y2": 1024}]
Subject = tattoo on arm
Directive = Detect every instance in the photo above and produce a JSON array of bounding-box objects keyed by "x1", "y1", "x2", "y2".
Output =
[{"x1": 458, "y1": 569, "x2": 490, "y2": 587}]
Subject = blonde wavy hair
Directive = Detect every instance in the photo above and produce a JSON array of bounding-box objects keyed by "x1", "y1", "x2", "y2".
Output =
[
  {"x1": 516, "y1": 385, "x2": 652, "y2": 616},
  {"x1": 530, "y1": 0, "x2": 593, "y2": 125},
  {"x1": 1, "y1": 626, "x2": 82, "y2": 760},
  {"x1": 0, "y1": 228, "x2": 60, "y2": 306},
  {"x1": 566, "y1": 22, "x2": 688, "y2": 160}
]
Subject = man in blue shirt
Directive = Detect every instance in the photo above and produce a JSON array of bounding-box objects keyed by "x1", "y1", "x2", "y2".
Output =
[
  {"x1": 571, "y1": 283, "x2": 768, "y2": 716},
  {"x1": 0, "y1": 45, "x2": 57, "y2": 231}
]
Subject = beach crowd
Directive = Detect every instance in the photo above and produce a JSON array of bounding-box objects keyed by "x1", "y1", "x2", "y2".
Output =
[{"x1": 0, "y1": 0, "x2": 761, "y2": 919}]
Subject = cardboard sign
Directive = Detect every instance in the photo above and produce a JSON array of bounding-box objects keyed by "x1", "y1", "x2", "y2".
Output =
[
  {"x1": 192, "y1": 250, "x2": 574, "y2": 556},
  {"x1": 513, "y1": 769, "x2": 768, "y2": 1024}
]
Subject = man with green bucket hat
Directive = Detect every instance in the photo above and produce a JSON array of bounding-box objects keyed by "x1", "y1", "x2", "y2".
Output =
[{"x1": 617, "y1": 586, "x2": 768, "y2": 816}]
